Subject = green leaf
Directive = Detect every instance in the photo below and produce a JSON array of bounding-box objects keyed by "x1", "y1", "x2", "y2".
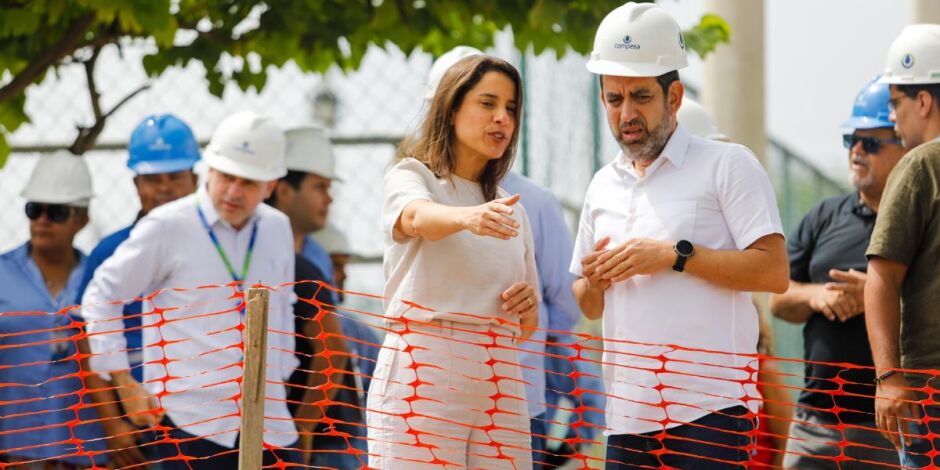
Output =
[
  {"x1": 683, "y1": 13, "x2": 732, "y2": 58},
  {"x1": 0, "y1": 93, "x2": 29, "y2": 133},
  {"x1": 0, "y1": 8, "x2": 42, "y2": 37},
  {"x1": 0, "y1": 133, "x2": 9, "y2": 169}
]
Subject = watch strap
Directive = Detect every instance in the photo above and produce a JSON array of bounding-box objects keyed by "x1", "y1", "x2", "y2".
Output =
[{"x1": 672, "y1": 255, "x2": 688, "y2": 272}]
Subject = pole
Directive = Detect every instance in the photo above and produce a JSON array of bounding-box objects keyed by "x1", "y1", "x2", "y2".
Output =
[
  {"x1": 238, "y1": 288, "x2": 269, "y2": 470},
  {"x1": 703, "y1": 0, "x2": 767, "y2": 167}
]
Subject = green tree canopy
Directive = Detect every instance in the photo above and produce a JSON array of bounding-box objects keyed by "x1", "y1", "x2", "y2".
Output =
[{"x1": 0, "y1": 0, "x2": 730, "y2": 166}]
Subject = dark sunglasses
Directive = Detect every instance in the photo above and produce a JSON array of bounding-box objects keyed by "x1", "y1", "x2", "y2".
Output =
[
  {"x1": 25, "y1": 202, "x2": 75, "y2": 223},
  {"x1": 842, "y1": 134, "x2": 902, "y2": 154}
]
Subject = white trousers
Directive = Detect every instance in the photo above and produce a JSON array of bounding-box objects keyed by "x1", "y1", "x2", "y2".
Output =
[{"x1": 367, "y1": 320, "x2": 532, "y2": 469}]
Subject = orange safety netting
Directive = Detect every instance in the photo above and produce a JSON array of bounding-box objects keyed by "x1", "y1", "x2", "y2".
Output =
[{"x1": 0, "y1": 281, "x2": 937, "y2": 469}]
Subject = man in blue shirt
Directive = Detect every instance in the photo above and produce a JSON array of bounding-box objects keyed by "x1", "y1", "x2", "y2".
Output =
[
  {"x1": 0, "y1": 151, "x2": 108, "y2": 467},
  {"x1": 75, "y1": 114, "x2": 200, "y2": 468},
  {"x1": 502, "y1": 172, "x2": 603, "y2": 467}
]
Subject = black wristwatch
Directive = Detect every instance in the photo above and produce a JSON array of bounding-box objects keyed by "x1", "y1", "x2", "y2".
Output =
[{"x1": 672, "y1": 240, "x2": 694, "y2": 272}]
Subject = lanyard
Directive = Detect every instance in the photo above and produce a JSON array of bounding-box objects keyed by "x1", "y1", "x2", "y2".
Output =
[{"x1": 195, "y1": 202, "x2": 259, "y2": 287}]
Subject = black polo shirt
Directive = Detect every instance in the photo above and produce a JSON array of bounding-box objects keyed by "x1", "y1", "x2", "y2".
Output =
[{"x1": 787, "y1": 192, "x2": 877, "y2": 424}]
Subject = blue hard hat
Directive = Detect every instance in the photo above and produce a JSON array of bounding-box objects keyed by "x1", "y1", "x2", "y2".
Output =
[
  {"x1": 841, "y1": 76, "x2": 894, "y2": 131},
  {"x1": 128, "y1": 114, "x2": 201, "y2": 175}
]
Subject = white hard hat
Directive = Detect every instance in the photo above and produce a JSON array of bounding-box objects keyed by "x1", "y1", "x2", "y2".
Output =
[
  {"x1": 881, "y1": 24, "x2": 940, "y2": 85},
  {"x1": 677, "y1": 98, "x2": 727, "y2": 141},
  {"x1": 203, "y1": 111, "x2": 287, "y2": 182},
  {"x1": 284, "y1": 126, "x2": 339, "y2": 180},
  {"x1": 586, "y1": 2, "x2": 688, "y2": 77},
  {"x1": 425, "y1": 46, "x2": 484, "y2": 99},
  {"x1": 313, "y1": 223, "x2": 351, "y2": 255},
  {"x1": 21, "y1": 151, "x2": 94, "y2": 206}
]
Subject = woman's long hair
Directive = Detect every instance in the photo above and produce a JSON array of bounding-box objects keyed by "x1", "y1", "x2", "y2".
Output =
[{"x1": 397, "y1": 54, "x2": 523, "y2": 201}]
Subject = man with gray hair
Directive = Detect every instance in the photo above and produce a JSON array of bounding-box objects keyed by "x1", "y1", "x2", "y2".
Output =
[{"x1": 82, "y1": 112, "x2": 301, "y2": 468}]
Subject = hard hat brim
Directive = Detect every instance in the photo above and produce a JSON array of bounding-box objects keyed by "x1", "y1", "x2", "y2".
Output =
[
  {"x1": 284, "y1": 165, "x2": 343, "y2": 182},
  {"x1": 586, "y1": 59, "x2": 686, "y2": 78},
  {"x1": 20, "y1": 192, "x2": 91, "y2": 206},
  {"x1": 841, "y1": 117, "x2": 895, "y2": 131},
  {"x1": 130, "y1": 158, "x2": 199, "y2": 176},
  {"x1": 878, "y1": 74, "x2": 940, "y2": 85},
  {"x1": 876, "y1": 75, "x2": 895, "y2": 85},
  {"x1": 203, "y1": 149, "x2": 287, "y2": 182}
]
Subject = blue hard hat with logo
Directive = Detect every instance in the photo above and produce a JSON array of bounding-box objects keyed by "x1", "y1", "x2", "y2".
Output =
[
  {"x1": 128, "y1": 114, "x2": 201, "y2": 175},
  {"x1": 841, "y1": 76, "x2": 894, "y2": 131}
]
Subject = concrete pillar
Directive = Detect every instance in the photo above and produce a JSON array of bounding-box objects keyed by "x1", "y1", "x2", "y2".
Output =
[
  {"x1": 702, "y1": 0, "x2": 766, "y2": 167},
  {"x1": 912, "y1": 0, "x2": 940, "y2": 23}
]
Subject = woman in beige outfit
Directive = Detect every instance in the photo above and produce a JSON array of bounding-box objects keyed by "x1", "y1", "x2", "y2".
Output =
[{"x1": 367, "y1": 55, "x2": 539, "y2": 469}]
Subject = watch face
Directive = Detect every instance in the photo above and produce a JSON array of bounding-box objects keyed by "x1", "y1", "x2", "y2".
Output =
[{"x1": 676, "y1": 240, "x2": 694, "y2": 256}]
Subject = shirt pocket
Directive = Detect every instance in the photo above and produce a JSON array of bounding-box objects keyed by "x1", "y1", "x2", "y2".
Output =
[
  {"x1": 594, "y1": 210, "x2": 628, "y2": 246},
  {"x1": 628, "y1": 200, "x2": 697, "y2": 242}
]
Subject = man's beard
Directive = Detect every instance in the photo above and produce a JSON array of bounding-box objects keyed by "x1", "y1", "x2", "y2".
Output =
[{"x1": 615, "y1": 107, "x2": 674, "y2": 163}]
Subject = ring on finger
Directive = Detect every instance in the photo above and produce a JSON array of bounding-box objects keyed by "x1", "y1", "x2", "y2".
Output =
[{"x1": 527, "y1": 297, "x2": 533, "y2": 309}]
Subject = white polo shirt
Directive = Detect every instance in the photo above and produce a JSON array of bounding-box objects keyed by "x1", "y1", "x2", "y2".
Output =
[{"x1": 570, "y1": 124, "x2": 783, "y2": 435}]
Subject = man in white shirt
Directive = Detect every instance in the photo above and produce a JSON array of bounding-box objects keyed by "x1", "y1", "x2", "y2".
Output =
[
  {"x1": 81, "y1": 111, "x2": 301, "y2": 468},
  {"x1": 571, "y1": 4, "x2": 788, "y2": 468}
]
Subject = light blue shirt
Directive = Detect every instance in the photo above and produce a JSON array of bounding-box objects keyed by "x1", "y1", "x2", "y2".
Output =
[
  {"x1": 302, "y1": 235, "x2": 334, "y2": 281},
  {"x1": 301, "y1": 235, "x2": 336, "y2": 303},
  {"x1": 0, "y1": 243, "x2": 107, "y2": 465},
  {"x1": 501, "y1": 172, "x2": 580, "y2": 417}
]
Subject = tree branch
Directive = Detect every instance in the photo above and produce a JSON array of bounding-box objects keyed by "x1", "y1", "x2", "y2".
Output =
[
  {"x1": 395, "y1": 0, "x2": 411, "y2": 21},
  {"x1": 103, "y1": 83, "x2": 151, "y2": 121},
  {"x1": 86, "y1": 46, "x2": 103, "y2": 122},
  {"x1": 0, "y1": 11, "x2": 96, "y2": 103},
  {"x1": 76, "y1": 30, "x2": 122, "y2": 53},
  {"x1": 70, "y1": 46, "x2": 150, "y2": 155}
]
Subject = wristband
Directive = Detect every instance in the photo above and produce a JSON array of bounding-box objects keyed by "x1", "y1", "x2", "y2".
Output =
[{"x1": 874, "y1": 370, "x2": 897, "y2": 385}]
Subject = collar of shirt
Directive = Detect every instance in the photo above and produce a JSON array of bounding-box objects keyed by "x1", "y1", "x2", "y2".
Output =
[
  {"x1": 612, "y1": 124, "x2": 690, "y2": 181},
  {"x1": 851, "y1": 192, "x2": 877, "y2": 219},
  {"x1": 196, "y1": 186, "x2": 260, "y2": 232},
  {"x1": 10, "y1": 242, "x2": 86, "y2": 312},
  {"x1": 301, "y1": 235, "x2": 334, "y2": 280}
]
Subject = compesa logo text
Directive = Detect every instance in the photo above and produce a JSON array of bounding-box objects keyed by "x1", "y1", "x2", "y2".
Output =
[{"x1": 615, "y1": 35, "x2": 640, "y2": 50}]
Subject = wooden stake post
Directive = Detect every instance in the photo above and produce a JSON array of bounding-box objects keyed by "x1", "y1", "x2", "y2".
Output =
[{"x1": 238, "y1": 288, "x2": 269, "y2": 470}]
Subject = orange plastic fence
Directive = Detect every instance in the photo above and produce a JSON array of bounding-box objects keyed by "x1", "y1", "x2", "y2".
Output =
[{"x1": 0, "y1": 282, "x2": 935, "y2": 469}]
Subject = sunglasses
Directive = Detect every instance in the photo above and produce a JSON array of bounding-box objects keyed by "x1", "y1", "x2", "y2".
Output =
[
  {"x1": 842, "y1": 135, "x2": 902, "y2": 154},
  {"x1": 24, "y1": 202, "x2": 75, "y2": 223}
]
